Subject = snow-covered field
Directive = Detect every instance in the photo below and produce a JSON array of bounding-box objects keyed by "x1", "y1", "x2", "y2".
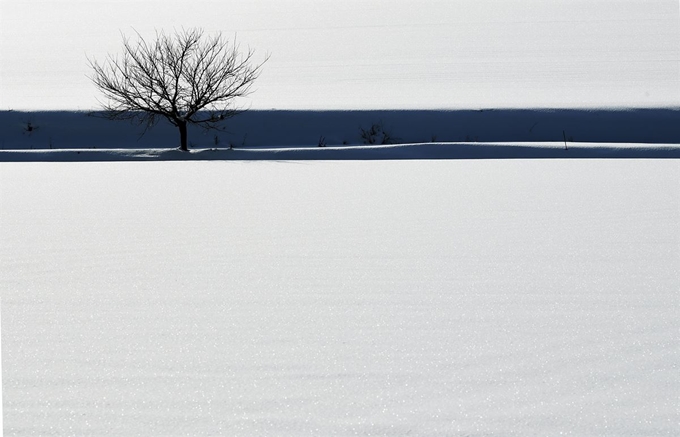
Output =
[
  {"x1": 2, "y1": 0, "x2": 679, "y2": 110},
  {"x1": 2, "y1": 1, "x2": 679, "y2": 435},
  {"x1": 2, "y1": 159, "x2": 678, "y2": 436}
]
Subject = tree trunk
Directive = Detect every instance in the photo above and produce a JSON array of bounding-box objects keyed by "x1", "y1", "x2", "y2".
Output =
[{"x1": 178, "y1": 120, "x2": 188, "y2": 151}]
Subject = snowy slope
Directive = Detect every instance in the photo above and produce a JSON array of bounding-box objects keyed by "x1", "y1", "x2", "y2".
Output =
[
  {"x1": 2, "y1": 0, "x2": 679, "y2": 110},
  {"x1": 2, "y1": 160, "x2": 678, "y2": 436}
]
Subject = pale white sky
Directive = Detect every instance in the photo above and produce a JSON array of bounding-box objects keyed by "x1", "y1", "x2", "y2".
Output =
[{"x1": 1, "y1": 0, "x2": 679, "y2": 110}]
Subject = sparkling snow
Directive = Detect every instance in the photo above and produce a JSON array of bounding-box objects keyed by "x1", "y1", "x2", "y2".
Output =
[
  {"x1": 2, "y1": 159, "x2": 678, "y2": 436},
  {"x1": 1, "y1": 0, "x2": 679, "y2": 434}
]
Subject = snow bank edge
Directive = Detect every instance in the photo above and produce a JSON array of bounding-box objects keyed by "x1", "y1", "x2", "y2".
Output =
[{"x1": 2, "y1": 142, "x2": 679, "y2": 162}]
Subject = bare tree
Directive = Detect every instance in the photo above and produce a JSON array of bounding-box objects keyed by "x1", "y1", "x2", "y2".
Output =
[{"x1": 90, "y1": 28, "x2": 267, "y2": 151}]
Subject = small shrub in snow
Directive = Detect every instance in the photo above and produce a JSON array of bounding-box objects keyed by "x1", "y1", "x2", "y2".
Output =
[
  {"x1": 359, "y1": 121, "x2": 395, "y2": 145},
  {"x1": 22, "y1": 121, "x2": 39, "y2": 136},
  {"x1": 229, "y1": 133, "x2": 247, "y2": 149}
]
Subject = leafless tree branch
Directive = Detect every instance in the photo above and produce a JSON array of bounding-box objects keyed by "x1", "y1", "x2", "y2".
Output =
[{"x1": 89, "y1": 28, "x2": 268, "y2": 150}]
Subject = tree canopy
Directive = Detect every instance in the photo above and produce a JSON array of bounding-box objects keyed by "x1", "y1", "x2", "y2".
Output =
[{"x1": 90, "y1": 28, "x2": 267, "y2": 150}]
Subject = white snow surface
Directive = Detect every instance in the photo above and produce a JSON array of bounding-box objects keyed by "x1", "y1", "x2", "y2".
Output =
[
  {"x1": 2, "y1": 1, "x2": 679, "y2": 433},
  {"x1": 2, "y1": 0, "x2": 679, "y2": 110},
  {"x1": 2, "y1": 159, "x2": 678, "y2": 436}
]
